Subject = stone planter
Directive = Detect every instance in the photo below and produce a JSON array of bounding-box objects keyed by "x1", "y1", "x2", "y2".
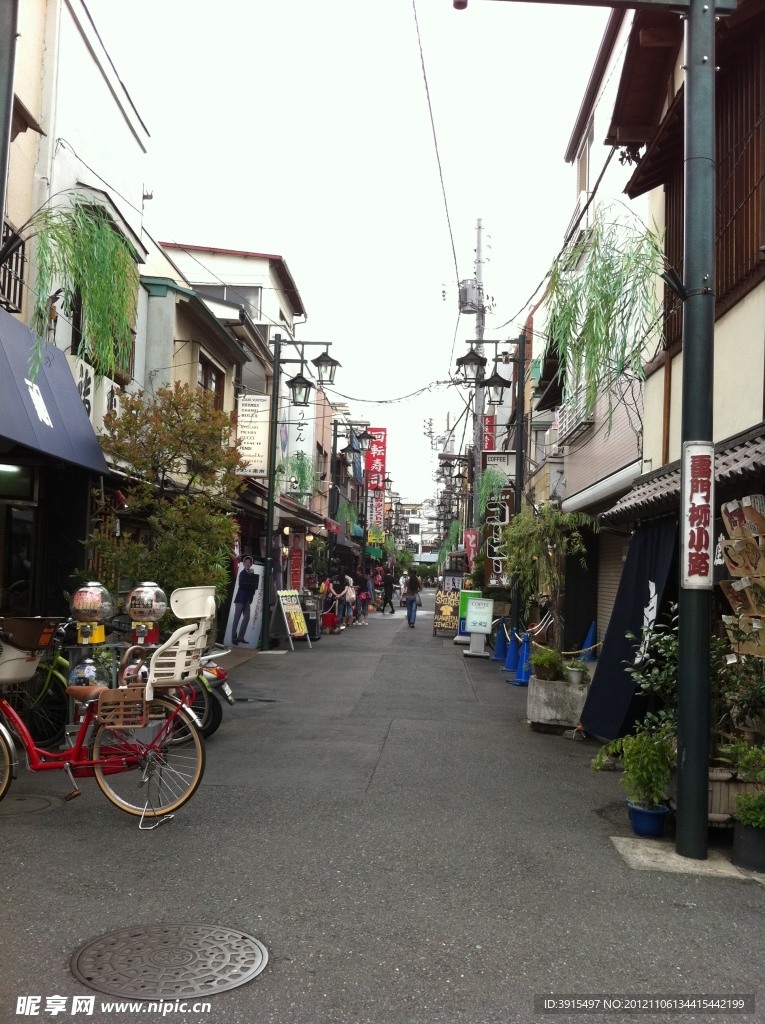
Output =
[
  {"x1": 664, "y1": 769, "x2": 765, "y2": 827},
  {"x1": 527, "y1": 675, "x2": 590, "y2": 732}
]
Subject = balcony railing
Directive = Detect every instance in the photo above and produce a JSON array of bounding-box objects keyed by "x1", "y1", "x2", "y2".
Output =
[
  {"x1": 0, "y1": 220, "x2": 25, "y2": 313},
  {"x1": 557, "y1": 391, "x2": 594, "y2": 444}
]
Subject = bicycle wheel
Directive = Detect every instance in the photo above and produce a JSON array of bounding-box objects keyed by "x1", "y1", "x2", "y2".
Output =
[
  {"x1": 91, "y1": 695, "x2": 205, "y2": 818},
  {"x1": 191, "y1": 683, "x2": 223, "y2": 738},
  {"x1": 0, "y1": 728, "x2": 13, "y2": 803},
  {"x1": 5, "y1": 667, "x2": 68, "y2": 747}
]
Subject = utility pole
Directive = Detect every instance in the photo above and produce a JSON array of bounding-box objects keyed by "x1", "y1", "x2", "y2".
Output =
[{"x1": 472, "y1": 218, "x2": 486, "y2": 528}]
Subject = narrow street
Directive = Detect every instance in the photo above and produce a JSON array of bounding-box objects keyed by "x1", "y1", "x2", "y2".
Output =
[{"x1": 1, "y1": 591, "x2": 763, "y2": 1024}]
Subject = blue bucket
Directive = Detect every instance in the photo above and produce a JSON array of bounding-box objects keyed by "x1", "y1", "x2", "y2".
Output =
[{"x1": 627, "y1": 802, "x2": 670, "y2": 838}]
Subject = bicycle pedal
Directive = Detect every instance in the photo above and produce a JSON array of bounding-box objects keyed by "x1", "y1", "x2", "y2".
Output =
[{"x1": 62, "y1": 789, "x2": 81, "y2": 801}]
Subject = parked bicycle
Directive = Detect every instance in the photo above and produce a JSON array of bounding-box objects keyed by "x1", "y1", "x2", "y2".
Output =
[
  {"x1": 0, "y1": 588, "x2": 214, "y2": 828},
  {"x1": 487, "y1": 595, "x2": 555, "y2": 651},
  {"x1": 5, "y1": 622, "x2": 233, "y2": 745}
]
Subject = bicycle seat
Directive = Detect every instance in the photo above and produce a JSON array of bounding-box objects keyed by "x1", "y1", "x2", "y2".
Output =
[{"x1": 65, "y1": 684, "x2": 109, "y2": 703}]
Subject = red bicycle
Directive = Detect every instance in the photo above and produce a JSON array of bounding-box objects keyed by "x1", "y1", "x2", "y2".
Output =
[{"x1": 0, "y1": 594, "x2": 212, "y2": 829}]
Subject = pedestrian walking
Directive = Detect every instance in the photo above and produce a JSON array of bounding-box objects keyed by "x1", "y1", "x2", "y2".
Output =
[
  {"x1": 382, "y1": 570, "x2": 395, "y2": 614},
  {"x1": 354, "y1": 568, "x2": 371, "y2": 625},
  {"x1": 403, "y1": 568, "x2": 422, "y2": 628},
  {"x1": 399, "y1": 572, "x2": 407, "y2": 607},
  {"x1": 230, "y1": 555, "x2": 259, "y2": 645},
  {"x1": 343, "y1": 569, "x2": 356, "y2": 628},
  {"x1": 330, "y1": 570, "x2": 349, "y2": 630}
]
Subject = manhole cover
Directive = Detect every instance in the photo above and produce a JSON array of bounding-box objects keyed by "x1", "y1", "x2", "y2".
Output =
[
  {"x1": 70, "y1": 925, "x2": 268, "y2": 998},
  {"x1": 0, "y1": 795, "x2": 56, "y2": 816}
]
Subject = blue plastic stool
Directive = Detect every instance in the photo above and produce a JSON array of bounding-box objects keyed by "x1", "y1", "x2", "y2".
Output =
[
  {"x1": 503, "y1": 628, "x2": 520, "y2": 673},
  {"x1": 510, "y1": 633, "x2": 531, "y2": 686},
  {"x1": 492, "y1": 618, "x2": 508, "y2": 663}
]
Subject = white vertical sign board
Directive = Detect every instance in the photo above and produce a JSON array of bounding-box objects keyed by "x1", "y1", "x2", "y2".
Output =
[
  {"x1": 236, "y1": 395, "x2": 270, "y2": 477},
  {"x1": 681, "y1": 441, "x2": 715, "y2": 590}
]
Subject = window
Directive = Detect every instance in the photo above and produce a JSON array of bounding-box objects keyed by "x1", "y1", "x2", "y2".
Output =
[{"x1": 198, "y1": 354, "x2": 225, "y2": 411}]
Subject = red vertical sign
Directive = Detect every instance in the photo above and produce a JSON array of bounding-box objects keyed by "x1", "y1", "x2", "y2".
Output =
[
  {"x1": 482, "y1": 415, "x2": 496, "y2": 450},
  {"x1": 366, "y1": 428, "x2": 387, "y2": 527}
]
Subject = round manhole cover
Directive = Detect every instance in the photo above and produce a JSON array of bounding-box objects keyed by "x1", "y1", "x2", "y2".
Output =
[
  {"x1": 0, "y1": 795, "x2": 56, "y2": 816},
  {"x1": 70, "y1": 925, "x2": 268, "y2": 998}
]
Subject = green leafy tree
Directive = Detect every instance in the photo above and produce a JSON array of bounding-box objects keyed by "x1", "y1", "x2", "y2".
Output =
[
  {"x1": 502, "y1": 502, "x2": 594, "y2": 653},
  {"x1": 87, "y1": 383, "x2": 243, "y2": 602}
]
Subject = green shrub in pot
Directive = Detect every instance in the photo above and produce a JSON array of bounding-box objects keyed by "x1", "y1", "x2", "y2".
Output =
[
  {"x1": 528, "y1": 646, "x2": 564, "y2": 680},
  {"x1": 592, "y1": 724, "x2": 676, "y2": 810}
]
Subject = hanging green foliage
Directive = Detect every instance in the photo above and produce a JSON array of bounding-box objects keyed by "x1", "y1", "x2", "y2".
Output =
[
  {"x1": 545, "y1": 204, "x2": 664, "y2": 415},
  {"x1": 30, "y1": 198, "x2": 139, "y2": 380},
  {"x1": 477, "y1": 466, "x2": 507, "y2": 520},
  {"x1": 336, "y1": 498, "x2": 358, "y2": 529},
  {"x1": 438, "y1": 519, "x2": 462, "y2": 568},
  {"x1": 276, "y1": 451, "x2": 314, "y2": 498},
  {"x1": 502, "y1": 502, "x2": 595, "y2": 653}
]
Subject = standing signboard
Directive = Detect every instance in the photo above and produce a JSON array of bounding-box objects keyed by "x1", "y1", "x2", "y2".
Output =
[
  {"x1": 273, "y1": 590, "x2": 312, "y2": 651},
  {"x1": 456, "y1": 589, "x2": 482, "y2": 644},
  {"x1": 463, "y1": 597, "x2": 494, "y2": 659},
  {"x1": 433, "y1": 591, "x2": 460, "y2": 635}
]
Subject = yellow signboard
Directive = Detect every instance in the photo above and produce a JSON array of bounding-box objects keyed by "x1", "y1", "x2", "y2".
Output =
[
  {"x1": 433, "y1": 590, "x2": 460, "y2": 635},
  {"x1": 277, "y1": 590, "x2": 308, "y2": 637}
]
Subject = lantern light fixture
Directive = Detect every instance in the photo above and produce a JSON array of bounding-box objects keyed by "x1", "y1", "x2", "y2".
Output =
[
  {"x1": 356, "y1": 428, "x2": 374, "y2": 453},
  {"x1": 310, "y1": 350, "x2": 341, "y2": 386},
  {"x1": 455, "y1": 345, "x2": 487, "y2": 385},
  {"x1": 286, "y1": 370, "x2": 314, "y2": 407},
  {"x1": 479, "y1": 368, "x2": 507, "y2": 406}
]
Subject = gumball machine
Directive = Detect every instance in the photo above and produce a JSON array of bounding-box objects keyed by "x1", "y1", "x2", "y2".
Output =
[
  {"x1": 70, "y1": 582, "x2": 116, "y2": 645},
  {"x1": 126, "y1": 582, "x2": 168, "y2": 645}
]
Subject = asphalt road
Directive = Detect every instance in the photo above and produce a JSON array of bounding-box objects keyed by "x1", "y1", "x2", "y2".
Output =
[{"x1": 0, "y1": 591, "x2": 763, "y2": 1024}]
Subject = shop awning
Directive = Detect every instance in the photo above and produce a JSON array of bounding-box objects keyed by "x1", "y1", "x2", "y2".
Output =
[
  {"x1": 365, "y1": 545, "x2": 382, "y2": 558},
  {"x1": 0, "y1": 307, "x2": 108, "y2": 474},
  {"x1": 602, "y1": 425, "x2": 765, "y2": 523}
]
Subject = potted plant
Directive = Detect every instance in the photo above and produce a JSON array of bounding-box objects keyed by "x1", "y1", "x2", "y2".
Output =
[
  {"x1": 528, "y1": 646, "x2": 564, "y2": 680},
  {"x1": 593, "y1": 724, "x2": 675, "y2": 837},
  {"x1": 733, "y1": 791, "x2": 765, "y2": 872},
  {"x1": 564, "y1": 660, "x2": 587, "y2": 685}
]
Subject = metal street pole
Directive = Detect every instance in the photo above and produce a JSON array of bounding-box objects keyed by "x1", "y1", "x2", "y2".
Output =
[
  {"x1": 261, "y1": 333, "x2": 282, "y2": 649},
  {"x1": 328, "y1": 419, "x2": 339, "y2": 570},
  {"x1": 472, "y1": 218, "x2": 486, "y2": 528},
  {"x1": 676, "y1": 0, "x2": 716, "y2": 860},
  {"x1": 0, "y1": 1, "x2": 18, "y2": 228},
  {"x1": 510, "y1": 329, "x2": 527, "y2": 643}
]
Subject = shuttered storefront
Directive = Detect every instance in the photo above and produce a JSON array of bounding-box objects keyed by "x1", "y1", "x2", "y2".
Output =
[{"x1": 597, "y1": 532, "x2": 629, "y2": 644}]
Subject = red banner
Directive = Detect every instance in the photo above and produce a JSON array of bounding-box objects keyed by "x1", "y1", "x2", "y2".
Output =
[
  {"x1": 366, "y1": 428, "x2": 387, "y2": 527},
  {"x1": 463, "y1": 529, "x2": 478, "y2": 572},
  {"x1": 482, "y1": 415, "x2": 496, "y2": 450}
]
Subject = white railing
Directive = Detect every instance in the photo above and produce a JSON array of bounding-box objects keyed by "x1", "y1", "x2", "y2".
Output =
[{"x1": 557, "y1": 391, "x2": 593, "y2": 444}]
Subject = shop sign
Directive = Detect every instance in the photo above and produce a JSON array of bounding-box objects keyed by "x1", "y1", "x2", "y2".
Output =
[
  {"x1": 237, "y1": 394, "x2": 270, "y2": 476},
  {"x1": 482, "y1": 414, "x2": 495, "y2": 449},
  {"x1": 485, "y1": 499, "x2": 511, "y2": 586},
  {"x1": 465, "y1": 598, "x2": 494, "y2": 635},
  {"x1": 433, "y1": 590, "x2": 460, "y2": 634},
  {"x1": 681, "y1": 441, "x2": 715, "y2": 590}
]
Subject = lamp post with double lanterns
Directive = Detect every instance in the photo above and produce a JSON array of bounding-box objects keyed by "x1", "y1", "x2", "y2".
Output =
[
  {"x1": 262, "y1": 333, "x2": 341, "y2": 648},
  {"x1": 328, "y1": 423, "x2": 372, "y2": 570}
]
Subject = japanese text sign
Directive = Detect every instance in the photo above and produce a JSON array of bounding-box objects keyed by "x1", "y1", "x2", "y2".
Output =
[
  {"x1": 482, "y1": 414, "x2": 495, "y2": 450},
  {"x1": 365, "y1": 428, "x2": 387, "y2": 491},
  {"x1": 236, "y1": 395, "x2": 270, "y2": 477},
  {"x1": 681, "y1": 441, "x2": 715, "y2": 590}
]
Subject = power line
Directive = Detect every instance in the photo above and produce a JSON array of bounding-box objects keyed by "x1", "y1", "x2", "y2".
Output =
[{"x1": 411, "y1": 0, "x2": 461, "y2": 288}]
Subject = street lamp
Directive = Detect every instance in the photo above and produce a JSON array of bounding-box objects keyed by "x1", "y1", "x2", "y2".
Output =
[
  {"x1": 455, "y1": 345, "x2": 486, "y2": 385},
  {"x1": 262, "y1": 333, "x2": 339, "y2": 649}
]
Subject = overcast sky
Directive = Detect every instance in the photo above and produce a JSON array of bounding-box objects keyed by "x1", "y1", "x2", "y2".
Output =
[{"x1": 86, "y1": 0, "x2": 609, "y2": 503}]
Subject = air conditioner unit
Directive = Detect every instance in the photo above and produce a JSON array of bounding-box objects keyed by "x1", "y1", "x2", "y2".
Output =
[{"x1": 545, "y1": 427, "x2": 561, "y2": 458}]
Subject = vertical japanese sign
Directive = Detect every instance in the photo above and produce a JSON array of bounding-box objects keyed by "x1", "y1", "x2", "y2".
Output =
[
  {"x1": 681, "y1": 441, "x2": 715, "y2": 590},
  {"x1": 289, "y1": 533, "x2": 305, "y2": 591},
  {"x1": 482, "y1": 414, "x2": 496, "y2": 450},
  {"x1": 236, "y1": 395, "x2": 270, "y2": 476},
  {"x1": 463, "y1": 529, "x2": 478, "y2": 572},
  {"x1": 485, "y1": 499, "x2": 511, "y2": 586},
  {"x1": 288, "y1": 402, "x2": 315, "y2": 459},
  {"x1": 366, "y1": 428, "x2": 387, "y2": 527}
]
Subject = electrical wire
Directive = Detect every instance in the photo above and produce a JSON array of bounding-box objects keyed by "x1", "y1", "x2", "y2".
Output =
[{"x1": 411, "y1": 0, "x2": 461, "y2": 289}]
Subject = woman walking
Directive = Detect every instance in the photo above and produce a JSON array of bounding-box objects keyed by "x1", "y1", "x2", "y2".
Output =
[
  {"x1": 382, "y1": 570, "x2": 395, "y2": 614},
  {"x1": 404, "y1": 568, "x2": 422, "y2": 628}
]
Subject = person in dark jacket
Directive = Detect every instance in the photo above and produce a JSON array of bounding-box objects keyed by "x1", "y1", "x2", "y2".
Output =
[
  {"x1": 382, "y1": 571, "x2": 395, "y2": 614},
  {"x1": 231, "y1": 556, "x2": 259, "y2": 644}
]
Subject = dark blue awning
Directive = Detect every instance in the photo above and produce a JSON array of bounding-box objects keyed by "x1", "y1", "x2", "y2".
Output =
[{"x1": 0, "y1": 307, "x2": 108, "y2": 475}]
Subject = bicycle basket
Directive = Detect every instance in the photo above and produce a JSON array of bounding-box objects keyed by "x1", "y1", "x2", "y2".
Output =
[
  {"x1": 0, "y1": 617, "x2": 63, "y2": 685},
  {"x1": 97, "y1": 686, "x2": 148, "y2": 729}
]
